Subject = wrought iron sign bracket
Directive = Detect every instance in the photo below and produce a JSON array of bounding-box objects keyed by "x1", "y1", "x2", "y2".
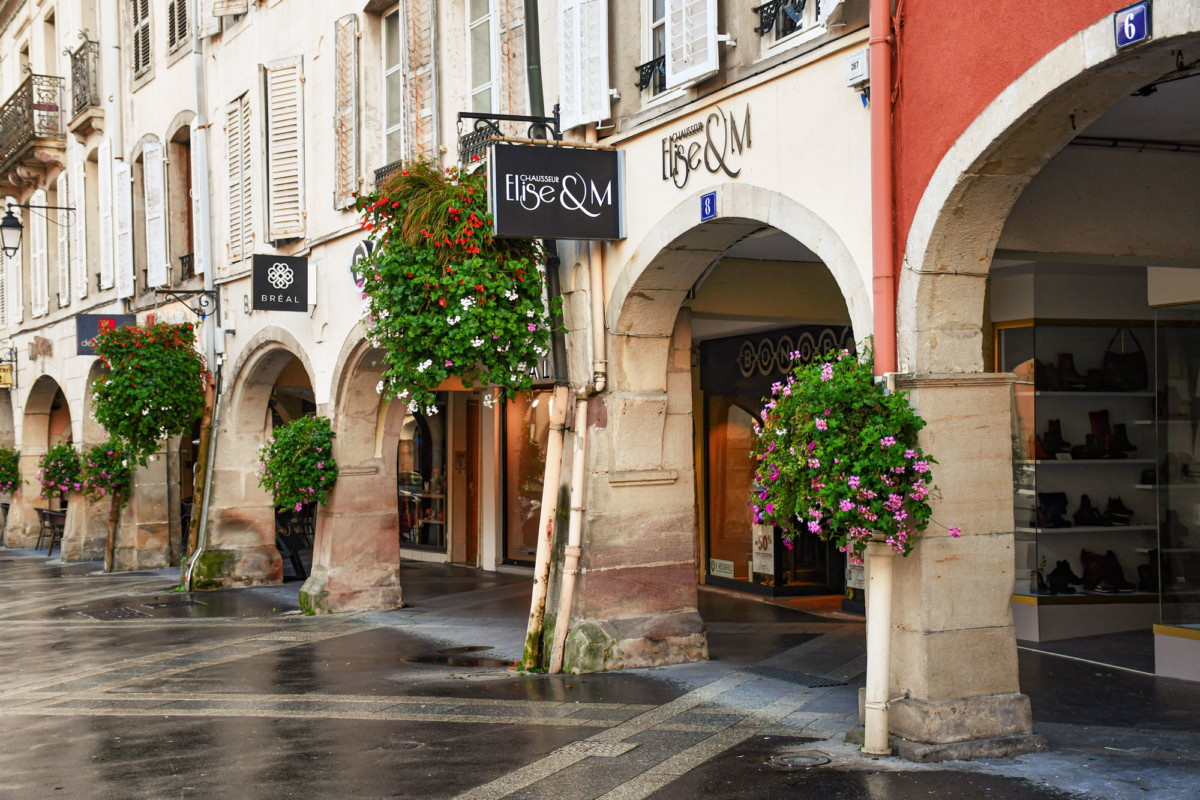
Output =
[
  {"x1": 456, "y1": 107, "x2": 562, "y2": 163},
  {"x1": 153, "y1": 289, "x2": 220, "y2": 321}
]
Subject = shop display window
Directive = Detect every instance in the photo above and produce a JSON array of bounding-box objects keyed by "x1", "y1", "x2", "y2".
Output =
[
  {"x1": 504, "y1": 390, "x2": 553, "y2": 563},
  {"x1": 398, "y1": 393, "x2": 448, "y2": 550}
]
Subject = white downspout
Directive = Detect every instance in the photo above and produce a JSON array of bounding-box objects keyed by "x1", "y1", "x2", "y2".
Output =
[
  {"x1": 863, "y1": 538, "x2": 896, "y2": 756},
  {"x1": 100, "y1": 0, "x2": 123, "y2": 156}
]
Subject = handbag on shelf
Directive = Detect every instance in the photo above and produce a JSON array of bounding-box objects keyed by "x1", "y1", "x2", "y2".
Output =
[{"x1": 1101, "y1": 327, "x2": 1148, "y2": 392}]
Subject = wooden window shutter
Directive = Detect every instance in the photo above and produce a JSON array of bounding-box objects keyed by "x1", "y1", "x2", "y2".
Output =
[
  {"x1": 56, "y1": 169, "x2": 70, "y2": 307},
  {"x1": 403, "y1": 0, "x2": 434, "y2": 160},
  {"x1": 558, "y1": 0, "x2": 580, "y2": 129},
  {"x1": 213, "y1": 1, "x2": 248, "y2": 17},
  {"x1": 197, "y1": 0, "x2": 220, "y2": 37},
  {"x1": 71, "y1": 145, "x2": 88, "y2": 300},
  {"x1": 226, "y1": 95, "x2": 253, "y2": 264},
  {"x1": 558, "y1": 0, "x2": 609, "y2": 129},
  {"x1": 114, "y1": 161, "x2": 135, "y2": 298},
  {"x1": 167, "y1": 0, "x2": 179, "y2": 49},
  {"x1": 143, "y1": 140, "x2": 169, "y2": 287},
  {"x1": 98, "y1": 139, "x2": 115, "y2": 289},
  {"x1": 333, "y1": 15, "x2": 359, "y2": 210},
  {"x1": 189, "y1": 121, "x2": 206, "y2": 275},
  {"x1": 168, "y1": 0, "x2": 189, "y2": 50},
  {"x1": 265, "y1": 56, "x2": 305, "y2": 241},
  {"x1": 30, "y1": 188, "x2": 48, "y2": 317},
  {"x1": 665, "y1": 0, "x2": 718, "y2": 88}
]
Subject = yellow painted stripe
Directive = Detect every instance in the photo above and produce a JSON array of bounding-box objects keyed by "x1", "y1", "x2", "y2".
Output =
[{"x1": 1154, "y1": 624, "x2": 1200, "y2": 641}]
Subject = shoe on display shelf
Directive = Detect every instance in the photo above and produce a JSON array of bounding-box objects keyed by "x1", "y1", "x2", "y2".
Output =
[
  {"x1": 1037, "y1": 492, "x2": 1073, "y2": 529},
  {"x1": 1105, "y1": 497, "x2": 1134, "y2": 526},
  {"x1": 1073, "y1": 494, "x2": 1105, "y2": 527}
]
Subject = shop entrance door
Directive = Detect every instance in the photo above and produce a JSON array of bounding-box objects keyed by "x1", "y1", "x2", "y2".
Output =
[{"x1": 465, "y1": 399, "x2": 480, "y2": 565}]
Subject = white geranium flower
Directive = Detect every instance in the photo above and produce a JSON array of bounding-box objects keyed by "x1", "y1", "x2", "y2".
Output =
[
  {"x1": 460, "y1": 297, "x2": 474, "y2": 309},
  {"x1": 446, "y1": 315, "x2": 461, "y2": 326},
  {"x1": 376, "y1": 381, "x2": 384, "y2": 395}
]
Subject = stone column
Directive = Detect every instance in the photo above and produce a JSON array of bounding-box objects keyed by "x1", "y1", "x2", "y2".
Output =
[
  {"x1": 560, "y1": 313, "x2": 707, "y2": 672},
  {"x1": 60, "y1": 492, "x2": 108, "y2": 562},
  {"x1": 299, "y1": 466, "x2": 402, "y2": 613},
  {"x1": 6, "y1": 453, "x2": 49, "y2": 547},
  {"x1": 882, "y1": 373, "x2": 1044, "y2": 760},
  {"x1": 113, "y1": 452, "x2": 173, "y2": 571}
]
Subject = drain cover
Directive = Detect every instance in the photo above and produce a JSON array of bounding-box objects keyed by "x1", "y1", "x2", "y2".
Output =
[
  {"x1": 143, "y1": 599, "x2": 206, "y2": 609},
  {"x1": 78, "y1": 607, "x2": 151, "y2": 621},
  {"x1": 553, "y1": 741, "x2": 640, "y2": 757},
  {"x1": 744, "y1": 665, "x2": 846, "y2": 688},
  {"x1": 763, "y1": 750, "x2": 830, "y2": 770}
]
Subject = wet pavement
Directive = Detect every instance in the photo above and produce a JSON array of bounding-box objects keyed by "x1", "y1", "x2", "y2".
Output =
[{"x1": 0, "y1": 548, "x2": 1198, "y2": 799}]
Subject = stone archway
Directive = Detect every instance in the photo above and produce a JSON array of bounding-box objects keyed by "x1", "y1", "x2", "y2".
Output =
[
  {"x1": 8, "y1": 375, "x2": 71, "y2": 547},
  {"x1": 193, "y1": 330, "x2": 317, "y2": 590},
  {"x1": 299, "y1": 330, "x2": 405, "y2": 613},
  {"x1": 884, "y1": 2, "x2": 1200, "y2": 754},
  {"x1": 561, "y1": 188, "x2": 868, "y2": 672}
]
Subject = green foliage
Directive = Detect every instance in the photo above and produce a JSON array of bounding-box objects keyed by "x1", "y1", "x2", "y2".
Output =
[
  {"x1": 257, "y1": 416, "x2": 339, "y2": 512},
  {"x1": 79, "y1": 440, "x2": 134, "y2": 508},
  {"x1": 37, "y1": 442, "x2": 81, "y2": 501},
  {"x1": 354, "y1": 160, "x2": 559, "y2": 412},
  {"x1": 0, "y1": 447, "x2": 19, "y2": 494},
  {"x1": 751, "y1": 345, "x2": 956, "y2": 563},
  {"x1": 91, "y1": 323, "x2": 208, "y2": 465}
]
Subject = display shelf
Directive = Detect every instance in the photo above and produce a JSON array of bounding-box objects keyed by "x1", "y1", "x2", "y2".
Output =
[
  {"x1": 1033, "y1": 390, "x2": 1156, "y2": 397},
  {"x1": 1017, "y1": 459, "x2": 1156, "y2": 466},
  {"x1": 1134, "y1": 419, "x2": 1191, "y2": 425},
  {"x1": 1012, "y1": 591, "x2": 1158, "y2": 604},
  {"x1": 1014, "y1": 525, "x2": 1156, "y2": 534}
]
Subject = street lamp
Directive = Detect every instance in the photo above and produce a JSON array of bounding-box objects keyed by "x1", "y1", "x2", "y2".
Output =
[
  {"x1": 0, "y1": 202, "x2": 77, "y2": 259},
  {"x1": 0, "y1": 209, "x2": 21, "y2": 259}
]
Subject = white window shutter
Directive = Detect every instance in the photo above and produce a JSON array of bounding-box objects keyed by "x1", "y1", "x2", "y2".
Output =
[
  {"x1": 143, "y1": 140, "x2": 169, "y2": 287},
  {"x1": 213, "y1": 0, "x2": 248, "y2": 16},
  {"x1": 226, "y1": 97, "x2": 253, "y2": 264},
  {"x1": 29, "y1": 188, "x2": 48, "y2": 317},
  {"x1": 98, "y1": 139, "x2": 115, "y2": 290},
  {"x1": 665, "y1": 0, "x2": 719, "y2": 88},
  {"x1": 189, "y1": 121, "x2": 205, "y2": 275},
  {"x1": 577, "y1": 0, "x2": 610, "y2": 127},
  {"x1": 197, "y1": 0, "x2": 220, "y2": 37},
  {"x1": 0, "y1": 247, "x2": 7, "y2": 328},
  {"x1": 818, "y1": 0, "x2": 847, "y2": 27},
  {"x1": 558, "y1": 0, "x2": 580, "y2": 129},
  {"x1": 265, "y1": 56, "x2": 305, "y2": 241},
  {"x1": 333, "y1": 15, "x2": 359, "y2": 210},
  {"x1": 114, "y1": 161, "x2": 135, "y2": 298},
  {"x1": 71, "y1": 146, "x2": 87, "y2": 300},
  {"x1": 56, "y1": 170, "x2": 70, "y2": 307}
]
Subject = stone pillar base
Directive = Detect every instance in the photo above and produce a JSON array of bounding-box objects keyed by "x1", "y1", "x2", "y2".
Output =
[
  {"x1": 191, "y1": 545, "x2": 282, "y2": 590},
  {"x1": 856, "y1": 689, "x2": 1047, "y2": 761},
  {"x1": 298, "y1": 571, "x2": 403, "y2": 614},
  {"x1": 563, "y1": 611, "x2": 708, "y2": 672}
]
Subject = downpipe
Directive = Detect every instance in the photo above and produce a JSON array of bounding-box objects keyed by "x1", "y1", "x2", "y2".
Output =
[
  {"x1": 863, "y1": 539, "x2": 896, "y2": 756},
  {"x1": 870, "y1": 0, "x2": 896, "y2": 377}
]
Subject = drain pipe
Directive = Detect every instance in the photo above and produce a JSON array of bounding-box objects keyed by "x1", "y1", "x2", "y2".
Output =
[
  {"x1": 863, "y1": 539, "x2": 896, "y2": 756},
  {"x1": 870, "y1": 0, "x2": 896, "y2": 377},
  {"x1": 548, "y1": 394, "x2": 589, "y2": 673}
]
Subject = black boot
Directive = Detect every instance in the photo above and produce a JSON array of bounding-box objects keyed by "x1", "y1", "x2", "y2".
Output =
[
  {"x1": 1058, "y1": 353, "x2": 1087, "y2": 390},
  {"x1": 1042, "y1": 420, "x2": 1071, "y2": 454},
  {"x1": 1047, "y1": 561, "x2": 1080, "y2": 594},
  {"x1": 1112, "y1": 423, "x2": 1137, "y2": 452},
  {"x1": 1073, "y1": 494, "x2": 1104, "y2": 527},
  {"x1": 1038, "y1": 492, "x2": 1072, "y2": 528},
  {"x1": 1106, "y1": 497, "x2": 1134, "y2": 526}
]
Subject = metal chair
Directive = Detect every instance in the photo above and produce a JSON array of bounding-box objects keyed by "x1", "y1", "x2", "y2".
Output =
[
  {"x1": 34, "y1": 508, "x2": 52, "y2": 550},
  {"x1": 44, "y1": 510, "x2": 66, "y2": 557}
]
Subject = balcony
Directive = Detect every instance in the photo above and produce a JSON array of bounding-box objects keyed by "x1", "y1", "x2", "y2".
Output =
[
  {"x1": 68, "y1": 38, "x2": 103, "y2": 137},
  {"x1": 0, "y1": 73, "x2": 66, "y2": 195},
  {"x1": 180, "y1": 252, "x2": 196, "y2": 281}
]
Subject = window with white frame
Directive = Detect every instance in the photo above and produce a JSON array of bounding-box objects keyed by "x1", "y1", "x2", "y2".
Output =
[
  {"x1": 167, "y1": 0, "x2": 190, "y2": 53},
  {"x1": 383, "y1": 7, "x2": 404, "y2": 163},
  {"x1": 646, "y1": 0, "x2": 666, "y2": 94},
  {"x1": 638, "y1": 0, "x2": 719, "y2": 99},
  {"x1": 753, "y1": 0, "x2": 846, "y2": 51},
  {"x1": 467, "y1": 0, "x2": 495, "y2": 113},
  {"x1": 131, "y1": 0, "x2": 152, "y2": 77}
]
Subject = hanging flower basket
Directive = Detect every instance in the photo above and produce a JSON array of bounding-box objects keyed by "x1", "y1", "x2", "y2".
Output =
[
  {"x1": 353, "y1": 160, "x2": 559, "y2": 413},
  {"x1": 79, "y1": 440, "x2": 134, "y2": 509},
  {"x1": 258, "y1": 416, "x2": 339, "y2": 513},
  {"x1": 0, "y1": 447, "x2": 19, "y2": 494},
  {"x1": 90, "y1": 322, "x2": 209, "y2": 465},
  {"x1": 37, "y1": 442, "x2": 81, "y2": 503},
  {"x1": 751, "y1": 344, "x2": 959, "y2": 563}
]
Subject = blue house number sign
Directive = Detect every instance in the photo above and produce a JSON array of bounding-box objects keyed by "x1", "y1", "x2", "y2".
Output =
[
  {"x1": 700, "y1": 191, "x2": 717, "y2": 222},
  {"x1": 1114, "y1": 2, "x2": 1151, "y2": 49}
]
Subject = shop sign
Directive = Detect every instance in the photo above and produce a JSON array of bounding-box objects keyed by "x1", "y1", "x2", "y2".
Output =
[
  {"x1": 709, "y1": 558, "x2": 735, "y2": 579},
  {"x1": 349, "y1": 239, "x2": 373, "y2": 288},
  {"x1": 528, "y1": 355, "x2": 555, "y2": 386},
  {"x1": 699, "y1": 325, "x2": 854, "y2": 395},
  {"x1": 662, "y1": 104, "x2": 751, "y2": 189},
  {"x1": 488, "y1": 143, "x2": 625, "y2": 240},
  {"x1": 751, "y1": 524, "x2": 774, "y2": 575},
  {"x1": 76, "y1": 314, "x2": 136, "y2": 356},
  {"x1": 252, "y1": 254, "x2": 309, "y2": 311},
  {"x1": 846, "y1": 562, "x2": 865, "y2": 591},
  {"x1": 0, "y1": 364, "x2": 12, "y2": 388},
  {"x1": 1114, "y1": 2, "x2": 1151, "y2": 49}
]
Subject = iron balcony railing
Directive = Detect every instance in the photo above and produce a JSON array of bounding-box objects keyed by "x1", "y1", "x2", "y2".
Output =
[
  {"x1": 180, "y1": 252, "x2": 196, "y2": 281},
  {"x1": 0, "y1": 73, "x2": 65, "y2": 172},
  {"x1": 374, "y1": 160, "x2": 401, "y2": 188},
  {"x1": 69, "y1": 38, "x2": 101, "y2": 118},
  {"x1": 634, "y1": 56, "x2": 666, "y2": 93}
]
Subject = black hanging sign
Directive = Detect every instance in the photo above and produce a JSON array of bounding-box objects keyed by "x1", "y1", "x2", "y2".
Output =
[
  {"x1": 488, "y1": 143, "x2": 625, "y2": 240},
  {"x1": 252, "y1": 254, "x2": 309, "y2": 311},
  {"x1": 77, "y1": 314, "x2": 137, "y2": 355}
]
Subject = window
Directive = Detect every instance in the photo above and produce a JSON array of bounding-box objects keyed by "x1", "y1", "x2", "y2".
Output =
[
  {"x1": 167, "y1": 0, "x2": 190, "y2": 52},
  {"x1": 639, "y1": 0, "x2": 718, "y2": 96},
  {"x1": 383, "y1": 8, "x2": 403, "y2": 162},
  {"x1": 558, "y1": 0, "x2": 610, "y2": 129},
  {"x1": 143, "y1": 140, "x2": 169, "y2": 287},
  {"x1": 333, "y1": 14, "x2": 359, "y2": 209},
  {"x1": 131, "y1": 0, "x2": 152, "y2": 77},
  {"x1": 755, "y1": 0, "x2": 846, "y2": 51},
  {"x1": 467, "y1": 0, "x2": 495, "y2": 113},
  {"x1": 225, "y1": 94, "x2": 253, "y2": 264},
  {"x1": 648, "y1": 0, "x2": 666, "y2": 94}
]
